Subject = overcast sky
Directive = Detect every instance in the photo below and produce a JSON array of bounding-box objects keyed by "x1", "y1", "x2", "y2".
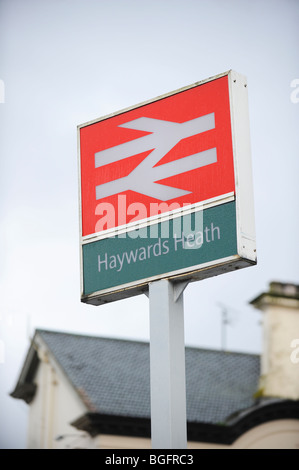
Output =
[{"x1": 0, "y1": 0, "x2": 298, "y2": 449}]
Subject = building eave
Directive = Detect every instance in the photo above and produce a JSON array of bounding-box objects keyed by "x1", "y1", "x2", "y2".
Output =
[
  {"x1": 10, "y1": 337, "x2": 40, "y2": 404},
  {"x1": 71, "y1": 412, "x2": 151, "y2": 439},
  {"x1": 71, "y1": 399, "x2": 299, "y2": 445}
]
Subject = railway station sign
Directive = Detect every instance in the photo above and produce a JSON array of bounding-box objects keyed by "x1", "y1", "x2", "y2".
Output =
[{"x1": 78, "y1": 70, "x2": 256, "y2": 305}]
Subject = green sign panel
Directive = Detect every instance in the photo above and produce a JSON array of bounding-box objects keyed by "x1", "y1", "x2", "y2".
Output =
[{"x1": 82, "y1": 201, "x2": 238, "y2": 302}]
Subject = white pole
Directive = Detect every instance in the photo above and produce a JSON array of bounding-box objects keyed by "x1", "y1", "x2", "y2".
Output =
[{"x1": 149, "y1": 279, "x2": 187, "y2": 449}]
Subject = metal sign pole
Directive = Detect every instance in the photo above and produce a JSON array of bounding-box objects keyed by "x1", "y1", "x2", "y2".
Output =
[{"x1": 149, "y1": 279, "x2": 188, "y2": 449}]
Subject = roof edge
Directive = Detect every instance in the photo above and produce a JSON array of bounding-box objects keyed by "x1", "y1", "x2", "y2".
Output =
[
  {"x1": 71, "y1": 399, "x2": 299, "y2": 445},
  {"x1": 71, "y1": 412, "x2": 151, "y2": 439},
  {"x1": 9, "y1": 334, "x2": 40, "y2": 404},
  {"x1": 35, "y1": 328, "x2": 259, "y2": 357}
]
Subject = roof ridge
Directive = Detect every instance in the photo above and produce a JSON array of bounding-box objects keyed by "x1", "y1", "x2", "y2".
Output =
[
  {"x1": 185, "y1": 343, "x2": 259, "y2": 357},
  {"x1": 36, "y1": 328, "x2": 149, "y2": 346},
  {"x1": 36, "y1": 329, "x2": 259, "y2": 357}
]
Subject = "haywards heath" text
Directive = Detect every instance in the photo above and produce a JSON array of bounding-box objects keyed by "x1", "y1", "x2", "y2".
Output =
[{"x1": 98, "y1": 223, "x2": 220, "y2": 273}]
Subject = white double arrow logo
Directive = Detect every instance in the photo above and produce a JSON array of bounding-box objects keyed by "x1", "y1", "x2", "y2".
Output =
[{"x1": 95, "y1": 113, "x2": 216, "y2": 201}]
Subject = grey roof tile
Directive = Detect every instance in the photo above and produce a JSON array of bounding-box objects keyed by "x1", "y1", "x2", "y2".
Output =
[{"x1": 37, "y1": 329, "x2": 260, "y2": 424}]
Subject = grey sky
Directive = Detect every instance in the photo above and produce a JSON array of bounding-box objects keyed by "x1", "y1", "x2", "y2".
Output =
[{"x1": 0, "y1": 0, "x2": 298, "y2": 449}]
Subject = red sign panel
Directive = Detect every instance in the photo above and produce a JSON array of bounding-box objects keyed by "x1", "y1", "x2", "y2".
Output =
[{"x1": 79, "y1": 75, "x2": 235, "y2": 237}]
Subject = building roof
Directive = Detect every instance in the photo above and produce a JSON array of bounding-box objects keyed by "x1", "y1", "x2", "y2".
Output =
[
  {"x1": 11, "y1": 329, "x2": 299, "y2": 444},
  {"x1": 13, "y1": 329, "x2": 260, "y2": 423}
]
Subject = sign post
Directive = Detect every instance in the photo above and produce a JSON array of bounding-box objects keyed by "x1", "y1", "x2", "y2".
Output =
[
  {"x1": 149, "y1": 279, "x2": 188, "y2": 448},
  {"x1": 77, "y1": 70, "x2": 257, "y2": 448}
]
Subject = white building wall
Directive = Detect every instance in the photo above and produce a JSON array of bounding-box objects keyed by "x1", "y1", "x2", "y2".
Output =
[
  {"x1": 262, "y1": 305, "x2": 299, "y2": 399},
  {"x1": 251, "y1": 283, "x2": 299, "y2": 400},
  {"x1": 27, "y1": 364, "x2": 44, "y2": 449},
  {"x1": 27, "y1": 342, "x2": 92, "y2": 449},
  {"x1": 232, "y1": 419, "x2": 299, "y2": 449}
]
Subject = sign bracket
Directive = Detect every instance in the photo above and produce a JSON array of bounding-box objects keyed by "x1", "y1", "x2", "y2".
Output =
[{"x1": 173, "y1": 280, "x2": 189, "y2": 303}]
